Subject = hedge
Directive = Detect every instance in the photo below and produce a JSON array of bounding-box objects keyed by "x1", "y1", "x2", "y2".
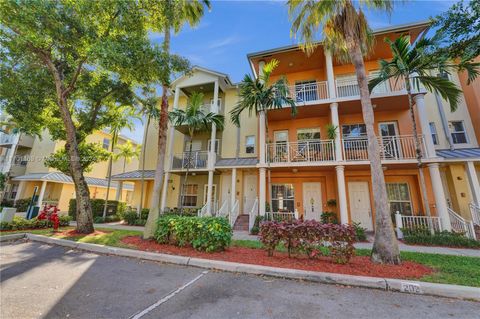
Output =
[
  {"x1": 155, "y1": 215, "x2": 232, "y2": 252},
  {"x1": 0, "y1": 216, "x2": 71, "y2": 231},
  {"x1": 260, "y1": 220, "x2": 356, "y2": 264},
  {"x1": 68, "y1": 199, "x2": 127, "y2": 220},
  {"x1": 0, "y1": 198, "x2": 31, "y2": 212},
  {"x1": 402, "y1": 227, "x2": 480, "y2": 248}
]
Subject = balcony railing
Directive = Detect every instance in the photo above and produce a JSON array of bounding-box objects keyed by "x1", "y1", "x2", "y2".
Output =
[
  {"x1": 335, "y1": 77, "x2": 407, "y2": 98},
  {"x1": 172, "y1": 151, "x2": 209, "y2": 170},
  {"x1": 288, "y1": 81, "x2": 329, "y2": 104},
  {"x1": 342, "y1": 135, "x2": 425, "y2": 161},
  {"x1": 267, "y1": 140, "x2": 335, "y2": 163},
  {"x1": 0, "y1": 133, "x2": 15, "y2": 145}
]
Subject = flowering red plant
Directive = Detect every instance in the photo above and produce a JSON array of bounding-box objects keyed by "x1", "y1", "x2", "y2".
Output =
[{"x1": 37, "y1": 204, "x2": 60, "y2": 231}]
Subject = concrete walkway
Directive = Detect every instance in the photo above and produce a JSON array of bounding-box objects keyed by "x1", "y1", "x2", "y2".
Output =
[{"x1": 70, "y1": 222, "x2": 480, "y2": 257}]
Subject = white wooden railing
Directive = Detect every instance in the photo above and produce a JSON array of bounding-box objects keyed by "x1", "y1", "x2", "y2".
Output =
[
  {"x1": 217, "y1": 199, "x2": 229, "y2": 218},
  {"x1": 342, "y1": 135, "x2": 425, "y2": 161},
  {"x1": 448, "y1": 208, "x2": 476, "y2": 239},
  {"x1": 395, "y1": 212, "x2": 442, "y2": 238},
  {"x1": 289, "y1": 81, "x2": 329, "y2": 104},
  {"x1": 267, "y1": 140, "x2": 335, "y2": 163},
  {"x1": 335, "y1": 76, "x2": 407, "y2": 98},
  {"x1": 229, "y1": 199, "x2": 239, "y2": 227},
  {"x1": 265, "y1": 211, "x2": 297, "y2": 222},
  {"x1": 248, "y1": 197, "x2": 258, "y2": 232},
  {"x1": 172, "y1": 151, "x2": 209, "y2": 169},
  {"x1": 469, "y1": 203, "x2": 480, "y2": 226},
  {"x1": 197, "y1": 203, "x2": 208, "y2": 217}
]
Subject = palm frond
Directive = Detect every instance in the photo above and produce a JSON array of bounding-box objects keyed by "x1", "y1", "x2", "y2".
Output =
[{"x1": 415, "y1": 75, "x2": 462, "y2": 112}]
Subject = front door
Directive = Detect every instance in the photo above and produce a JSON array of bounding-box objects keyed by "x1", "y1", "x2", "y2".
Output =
[
  {"x1": 303, "y1": 182, "x2": 322, "y2": 221},
  {"x1": 348, "y1": 181, "x2": 373, "y2": 230},
  {"x1": 243, "y1": 174, "x2": 257, "y2": 214},
  {"x1": 379, "y1": 122, "x2": 401, "y2": 159}
]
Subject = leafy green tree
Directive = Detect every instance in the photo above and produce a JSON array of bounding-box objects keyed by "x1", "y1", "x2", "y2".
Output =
[
  {"x1": 114, "y1": 140, "x2": 141, "y2": 174},
  {"x1": 169, "y1": 92, "x2": 224, "y2": 214},
  {"x1": 45, "y1": 143, "x2": 110, "y2": 175},
  {"x1": 102, "y1": 105, "x2": 138, "y2": 219},
  {"x1": 142, "y1": 0, "x2": 210, "y2": 238},
  {"x1": 369, "y1": 35, "x2": 479, "y2": 227},
  {"x1": 0, "y1": 0, "x2": 171, "y2": 233},
  {"x1": 230, "y1": 59, "x2": 296, "y2": 216},
  {"x1": 288, "y1": 0, "x2": 401, "y2": 264}
]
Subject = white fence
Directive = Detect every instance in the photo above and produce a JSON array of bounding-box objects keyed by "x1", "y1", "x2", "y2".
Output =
[
  {"x1": 448, "y1": 208, "x2": 476, "y2": 239},
  {"x1": 289, "y1": 81, "x2": 329, "y2": 104},
  {"x1": 395, "y1": 212, "x2": 442, "y2": 238},
  {"x1": 342, "y1": 135, "x2": 425, "y2": 161},
  {"x1": 267, "y1": 140, "x2": 335, "y2": 163},
  {"x1": 265, "y1": 211, "x2": 298, "y2": 222}
]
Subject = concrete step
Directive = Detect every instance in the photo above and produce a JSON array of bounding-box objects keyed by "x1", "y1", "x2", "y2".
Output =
[{"x1": 233, "y1": 214, "x2": 249, "y2": 231}]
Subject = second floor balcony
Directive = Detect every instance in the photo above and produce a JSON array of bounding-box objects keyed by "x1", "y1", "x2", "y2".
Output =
[
  {"x1": 266, "y1": 135, "x2": 426, "y2": 165},
  {"x1": 172, "y1": 151, "x2": 209, "y2": 170}
]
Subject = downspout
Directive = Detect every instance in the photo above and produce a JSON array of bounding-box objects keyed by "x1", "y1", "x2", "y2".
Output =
[
  {"x1": 235, "y1": 126, "x2": 240, "y2": 159},
  {"x1": 434, "y1": 92, "x2": 455, "y2": 150}
]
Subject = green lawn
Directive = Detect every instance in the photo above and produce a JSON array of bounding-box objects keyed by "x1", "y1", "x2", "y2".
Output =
[{"x1": 3, "y1": 230, "x2": 479, "y2": 287}]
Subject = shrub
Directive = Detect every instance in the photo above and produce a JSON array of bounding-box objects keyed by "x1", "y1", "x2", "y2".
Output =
[
  {"x1": 402, "y1": 228, "x2": 480, "y2": 248},
  {"x1": 320, "y1": 211, "x2": 338, "y2": 224},
  {"x1": 162, "y1": 207, "x2": 198, "y2": 216},
  {"x1": 68, "y1": 199, "x2": 125, "y2": 219},
  {"x1": 250, "y1": 215, "x2": 265, "y2": 235},
  {"x1": 1, "y1": 199, "x2": 14, "y2": 208},
  {"x1": 353, "y1": 222, "x2": 367, "y2": 242},
  {"x1": 155, "y1": 215, "x2": 232, "y2": 252},
  {"x1": 259, "y1": 220, "x2": 356, "y2": 263},
  {"x1": 0, "y1": 215, "x2": 71, "y2": 231},
  {"x1": 124, "y1": 210, "x2": 138, "y2": 225},
  {"x1": 140, "y1": 208, "x2": 149, "y2": 220}
]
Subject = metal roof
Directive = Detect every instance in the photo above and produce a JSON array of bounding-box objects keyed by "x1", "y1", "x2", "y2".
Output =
[
  {"x1": 436, "y1": 148, "x2": 480, "y2": 160},
  {"x1": 215, "y1": 158, "x2": 258, "y2": 167},
  {"x1": 111, "y1": 170, "x2": 156, "y2": 180},
  {"x1": 12, "y1": 172, "x2": 133, "y2": 190}
]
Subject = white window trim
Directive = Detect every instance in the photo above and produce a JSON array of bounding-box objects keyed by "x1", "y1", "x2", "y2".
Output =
[
  {"x1": 297, "y1": 127, "x2": 321, "y2": 141},
  {"x1": 181, "y1": 184, "x2": 198, "y2": 208},
  {"x1": 386, "y1": 183, "x2": 413, "y2": 215},
  {"x1": 449, "y1": 120, "x2": 469, "y2": 145},
  {"x1": 245, "y1": 135, "x2": 256, "y2": 154},
  {"x1": 429, "y1": 122, "x2": 439, "y2": 145}
]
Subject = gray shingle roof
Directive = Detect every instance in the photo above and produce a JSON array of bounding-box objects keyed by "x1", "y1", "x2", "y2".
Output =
[
  {"x1": 215, "y1": 157, "x2": 258, "y2": 167},
  {"x1": 111, "y1": 170, "x2": 156, "y2": 180},
  {"x1": 436, "y1": 148, "x2": 480, "y2": 159},
  {"x1": 12, "y1": 172, "x2": 133, "y2": 190}
]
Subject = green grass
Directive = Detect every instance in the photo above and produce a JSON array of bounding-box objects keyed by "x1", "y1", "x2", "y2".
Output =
[
  {"x1": 4, "y1": 231, "x2": 479, "y2": 287},
  {"x1": 233, "y1": 240, "x2": 480, "y2": 287}
]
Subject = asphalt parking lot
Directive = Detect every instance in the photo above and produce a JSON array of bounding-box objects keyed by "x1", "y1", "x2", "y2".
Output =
[{"x1": 1, "y1": 240, "x2": 478, "y2": 319}]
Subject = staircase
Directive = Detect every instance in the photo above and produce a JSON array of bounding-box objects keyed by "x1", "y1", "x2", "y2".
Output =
[
  {"x1": 475, "y1": 225, "x2": 480, "y2": 240},
  {"x1": 233, "y1": 214, "x2": 249, "y2": 231}
]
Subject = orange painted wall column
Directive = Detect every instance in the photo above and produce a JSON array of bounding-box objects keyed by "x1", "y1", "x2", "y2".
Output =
[{"x1": 428, "y1": 163, "x2": 451, "y2": 231}]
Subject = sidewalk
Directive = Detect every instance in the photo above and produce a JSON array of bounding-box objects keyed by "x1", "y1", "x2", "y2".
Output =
[{"x1": 70, "y1": 222, "x2": 480, "y2": 257}]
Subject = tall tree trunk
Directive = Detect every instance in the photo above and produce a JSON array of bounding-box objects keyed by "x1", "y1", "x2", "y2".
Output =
[
  {"x1": 102, "y1": 132, "x2": 116, "y2": 219},
  {"x1": 139, "y1": 116, "x2": 150, "y2": 217},
  {"x1": 143, "y1": 28, "x2": 171, "y2": 239},
  {"x1": 346, "y1": 34, "x2": 400, "y2": 264},
  {"x1": 405, "y1": 78, "x2": 433, "y2": 231},
  {"x1": 180, "y1": 136, "x2": 194, "y2": 214}
]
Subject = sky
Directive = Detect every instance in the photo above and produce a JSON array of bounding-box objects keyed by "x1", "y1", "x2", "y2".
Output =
[{"x1": 121, "y1": 0, "x2": 459, "y2": 143}]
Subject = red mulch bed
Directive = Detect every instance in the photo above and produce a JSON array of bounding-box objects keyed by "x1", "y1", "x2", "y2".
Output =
[
  {"x1": 121, "y1": 236, "x2": 433, "y2": 280},
  {"x1": 59, "y1": 229, "x2": 112, "y2": 237}
]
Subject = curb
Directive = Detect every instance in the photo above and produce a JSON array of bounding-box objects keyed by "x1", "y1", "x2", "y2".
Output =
[{"x1": 14, "y1": 234, "x2": 480, "y2": 301}]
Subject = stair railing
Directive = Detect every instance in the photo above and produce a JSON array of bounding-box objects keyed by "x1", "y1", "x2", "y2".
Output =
[
  {"x1": 229, "y1": 199, "x2": 239, "y2": 227},
  {"x1": 248, "y1": 197, "x2": 259, "y2": 232},
  {"x1": 448, "y1": 208, "x2": 476, "y2": 239}
]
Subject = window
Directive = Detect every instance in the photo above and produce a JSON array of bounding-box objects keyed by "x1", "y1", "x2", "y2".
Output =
[
  {"x1": 10, "y1": 184, "x2": 18, "y2": 200},
  {"x1": 450, "y1": 121, "x2": 468, "y2": 144},
  {"x1": 245, "y1": 135, "x2": 255, "y2": 154},
  {"x1": 297, "y1": 128, "x2": 320, "y2": 141},
  {"x1": 437, "y1": 71, "x2": 450, "y2": 80},
  {"x1": 386, "y1": 183, "x2": 412, "y2": 216},
  {"x1": 271, "y1": 184, "x2": 295, "y2": 212},
  {"x1": 342, "y1": 124, "x2": 366, "y2": 139},
  {"x1": 429, "y1": 122, "x2": 439, "y2": 145},
  {"x1": 102, "y1": 138, "x2": 110, "y2": 150},
  {"x1": 181, "y1": 184, "x2": 198, "y2": 207}
]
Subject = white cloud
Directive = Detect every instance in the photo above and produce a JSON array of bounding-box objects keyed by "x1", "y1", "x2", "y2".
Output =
[{"x1": 207, "y1": 35, "x2": 242, "y2": 50}]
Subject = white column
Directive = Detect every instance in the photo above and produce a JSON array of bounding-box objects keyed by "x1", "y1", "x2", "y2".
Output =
[
  {"x1": 259, "y1": 168, "x2": 266, "y2": 216},
  {"x1": 414, "y1": 94, "x2": 436, "y2": 158},
  {"x1": 230, "y1": 168, "x2": 237, "y2": 208},
  {"x1": 160, "y1": 173, "x2": 170, "y2": 211},
  {"x1": 259, "y1": 111, "x2": 266, "y2": 164},
  {"x1": 115, "y1": 181, "x2": 123, "y2": 201},
  {"x1": 335, "y1": 166, "x2": 348, "y2": 224},
  {"x1": 14, "y1": 181, "x2": 25, "y2": 204},
  {"x1": 206, "y1": 80, "x2": 219, "y2": 215},
  {"x1": 324, "y1": 49, "x2": 336, "y2": 99},
  {"x1": 330, "y1": 102, "x2": 342, "y2": 161},
  {"x1": 428, "y1": 163, "x2": 451, "y2": 231},
  {"x1": 466, "y1": 161, "x2": 480, "y2": 207},
  {"x1": 36, "y1": 180, "x2": 47, "y2": 207}
]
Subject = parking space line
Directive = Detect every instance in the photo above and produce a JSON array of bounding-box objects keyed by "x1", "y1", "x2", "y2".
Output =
[{"x1": 128, "y1": 270, "x2": 209, "y2": 319}]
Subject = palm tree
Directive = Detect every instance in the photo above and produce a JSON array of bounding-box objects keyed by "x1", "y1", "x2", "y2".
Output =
[
  {"x1": 102, "y1": 105, "x2": 137, "y2": 219},
  {"x1": 369, "y1": 35, "x2": 479, "y2": 228},
  {"x1": 288, "y1": 0, "x2": 401, "y2": 264},
  {"x1": 136, "y1": 86, "x2": 160, "y2": 216},
  {"x1": 114, "y1": 140, "x2": 141, "y2": 173},
  {"x1": 143, "y1": 0, "x2": 211, "y2": 239},
  {"x1": 169, "y1": 92, "x2": 224, "y2": 214},
  {"x1": 230, "y1": 59, "x2": 296, "y2": 218}
]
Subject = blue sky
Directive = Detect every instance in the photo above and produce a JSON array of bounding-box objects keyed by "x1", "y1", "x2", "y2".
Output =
[{"x1": 122, "y1": 0, "x2": 458, "y2": 143}]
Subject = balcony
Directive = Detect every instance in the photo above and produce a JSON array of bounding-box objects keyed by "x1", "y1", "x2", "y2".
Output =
[
  {"x1": 335, "y1": 76, "x2": 407, "y2": 99},
  {"x1": 342, "y1": 135, "x2": 425, "y2": 161},
  {"x1": 267, "y1": 140, "x2": 335, "y2": 164},
  {"x1": 172, "y1": 151, "x2": 209, "y2": 170},
  {"x1": 0, "y1": 133, "x2": 16, "y2": 146},
  {"x1": 288, "y1": 81, "x2": 329, "y2": 104}
]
